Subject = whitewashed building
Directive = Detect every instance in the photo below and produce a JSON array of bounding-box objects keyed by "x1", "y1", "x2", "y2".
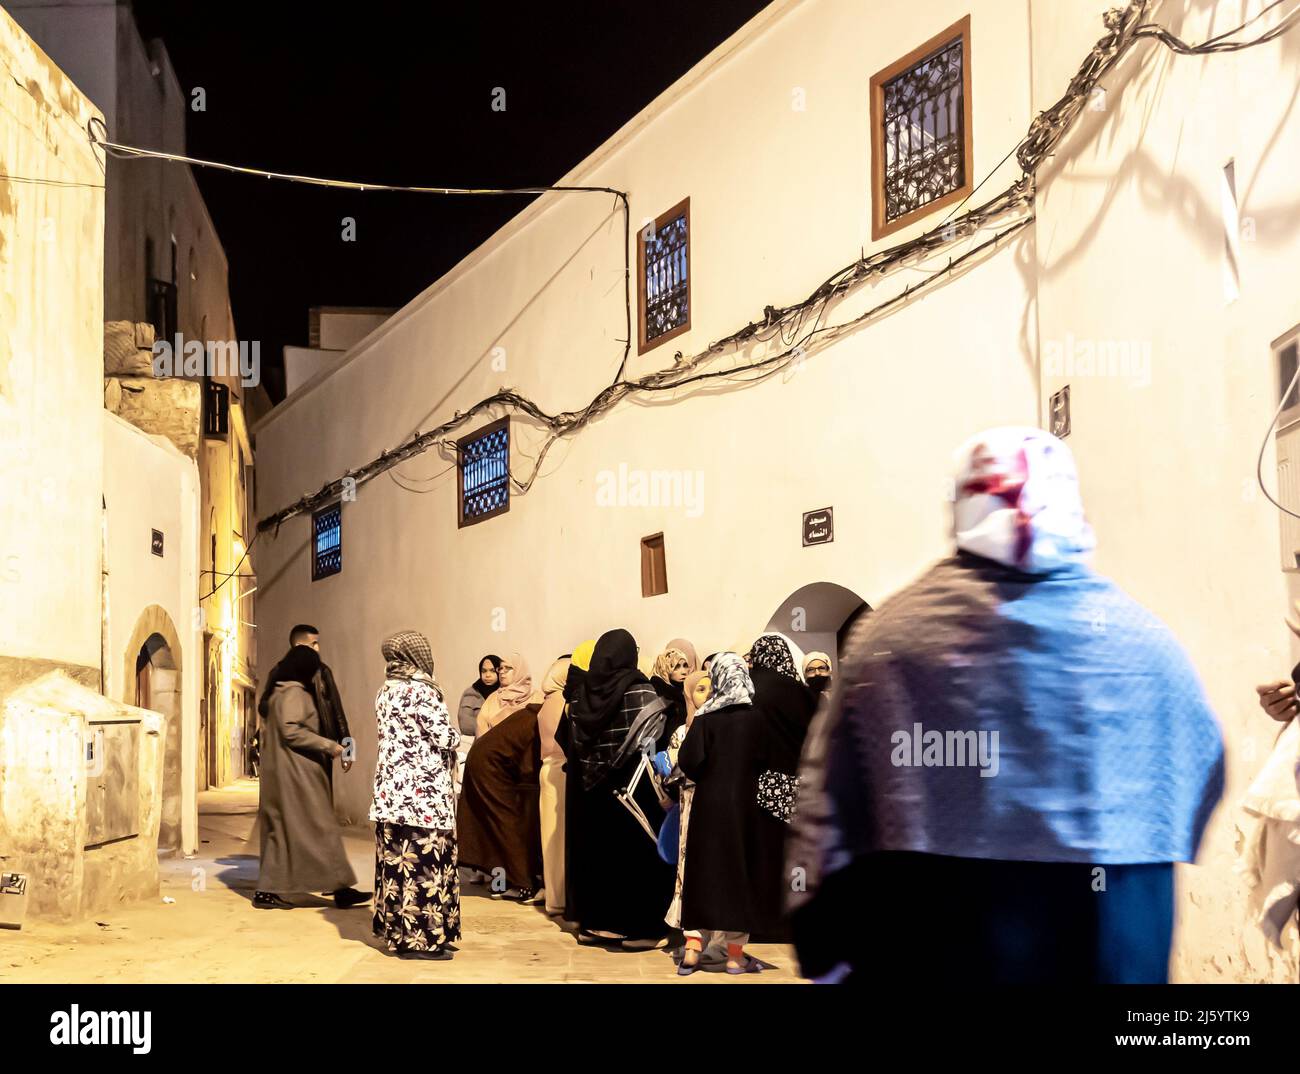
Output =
[{"x1": 254, "y1": 0, "x2": 1300, "y2": 981}]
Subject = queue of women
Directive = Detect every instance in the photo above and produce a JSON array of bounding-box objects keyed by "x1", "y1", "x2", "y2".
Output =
[{"x1": 366, "y1": 623, "x2": 833, "y2": 971}]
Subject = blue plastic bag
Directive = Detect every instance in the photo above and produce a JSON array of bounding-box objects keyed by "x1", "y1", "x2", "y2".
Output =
[{"x1": 656, "y1": 802, "x2": 680, "y2": 864}]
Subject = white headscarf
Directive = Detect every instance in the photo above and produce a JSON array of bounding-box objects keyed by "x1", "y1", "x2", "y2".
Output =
[
  {"x1": 952, "y1": 427, "x2": 1095, "y2": 574},
  {"x1": 694, "y1": 653, "x2": 755, "y2": 718}
]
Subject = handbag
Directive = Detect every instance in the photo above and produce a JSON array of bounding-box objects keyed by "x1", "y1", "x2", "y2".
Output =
[{"x1": 756, "y1": 769, "x2": 799, "y2": 824}]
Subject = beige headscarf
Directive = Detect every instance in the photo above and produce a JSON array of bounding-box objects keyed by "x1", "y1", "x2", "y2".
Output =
[
  {"x1": 476, "y1": 651, "x2": 535, "y2": 736},
  {"x1": 536, "y1": 656, "x2": 571, "y2": 762},
  {"x1": 666, "y1": 637, "x2": 699, "y2": 673},
  {"x1": 651, "y1": 637, "x2": 699, "y2": 683},
  {"x1": 683, "y1": 669, "x2": 709, "y2": 729}
]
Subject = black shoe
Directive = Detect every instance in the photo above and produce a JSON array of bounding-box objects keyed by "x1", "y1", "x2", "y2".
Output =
[
  {"x1": 396, "y1": 947, "x2": 452, "y2": 960},
  {"x1": 333, "y1": 887, "x2": 372, "y2": 909},
  {"x1": 253, "y1": 891, "x2": 294, "y2": 910}
]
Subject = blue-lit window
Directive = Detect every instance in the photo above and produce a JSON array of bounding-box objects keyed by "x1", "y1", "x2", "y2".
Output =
[
  {"x1": 312, "y1": 503, "x2": 342, "y2": 580},
  {"x1": 639, "y1": 197, "x2": 690, "y2": 353},
  {"x1": 458, "y1": 418, "x2": 510, "y2": 527}
]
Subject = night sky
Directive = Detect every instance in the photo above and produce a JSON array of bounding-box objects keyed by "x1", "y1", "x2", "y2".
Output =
[{"x1": 130, "y1": 0, "x2": 771, "y2": 401}]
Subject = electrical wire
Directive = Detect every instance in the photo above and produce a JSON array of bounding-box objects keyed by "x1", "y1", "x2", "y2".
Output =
[
  {"x1": 78, "y1": 0, "x2": 1296, "y2": 534},
  {"x1": 201, "y1": 530, "x2": 258, "y2": 599},
  {"x1": 0, "y1": 172, "x2": 105, "y2": 189},
  {"x1": 1257, "y1": 351, "x2": 1300, "y2": 520}
]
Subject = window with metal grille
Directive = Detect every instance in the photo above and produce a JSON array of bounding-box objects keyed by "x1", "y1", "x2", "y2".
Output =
[
  {"x1": 458, "y1": 417, "x2": 510, "y2": 527},
  {"x1": 203, "y1": 378, "x2": 229, "y2": 438},
  {"x1": 638, "y1": 197, "x2": 691, "y2": 353},
  {"x1": 312, "y1": 503, "x2": 342, "y2": 580},
  {"x1": 641, "y1": 533, "x2": 667, "y2": 597},
  {"x1": 870, "y1": 16, "x2": 973, "y2": 239}
]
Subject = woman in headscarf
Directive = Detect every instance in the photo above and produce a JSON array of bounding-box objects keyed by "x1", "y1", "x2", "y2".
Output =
[
  {"x1": 555, "y1": 640, "x2": 595, "y2": 923},
  {"x1": 475, "y1": 652, "x2": 534, "y2": 737},
  {"x1": 456, "y1": 652, "x2": 544, "y2": 901},
  {"x1": 677, "y1": 653, "x2": 765, "y2": 974},
  {"x1": 566, "y1": 628, "x2": 675, "y2": 947},
  {"x1": 536, "y1": 655, "x2": 571, "y2": 917},
  {"x1": 255, "y1": 644, "x2": 367, "y2": 910},
  {"x1": 663, "y1": 668, "x2": 710, "y2": 948},
  {"x1": 742, "y1": 631, "x2": 817, "y2": 941},
  {"x1": 456, "y1": 654, "x2": 500, "y2": 737},
  {"x1": 789, "y1": 427, "x2": 1224, "y2": 984},
  {"x1": 370, "y1": 631, "x2": 461, "y2": 959},
  {"x1": 649, "y1": 638, "x2": 698, "y2": 747},
  {"x1": 803, "y1": 652, "x2": 833, "y2": 695}
]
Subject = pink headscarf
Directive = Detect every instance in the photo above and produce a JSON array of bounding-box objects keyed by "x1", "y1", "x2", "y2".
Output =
[{"x1": 952, "y1": 427, "x2": 1094, "y2": 574}]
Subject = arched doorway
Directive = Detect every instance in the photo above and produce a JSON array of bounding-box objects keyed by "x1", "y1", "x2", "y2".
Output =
[
  {"x1": 124, "y1": 606, "x2": 184, "y2": 853},
  {"x1": 765, "y1": 581, "x2": 871, "y2": 671}
]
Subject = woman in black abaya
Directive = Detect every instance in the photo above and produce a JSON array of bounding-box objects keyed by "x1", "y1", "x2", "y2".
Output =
[{"x1": 566, "y1": 628, "x2": 674, "y2": 947}]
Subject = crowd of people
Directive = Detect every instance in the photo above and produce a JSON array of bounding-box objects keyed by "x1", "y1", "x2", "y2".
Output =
[
  {"x1": 246, "y1": 427, "x2": 1300, "y2": 983},
  {"x1": 250, "y1": 618, "x2": 831, "y2": 973},
  {"x1": 441, "y1": 628, "x2": 830, "y2": 972}
]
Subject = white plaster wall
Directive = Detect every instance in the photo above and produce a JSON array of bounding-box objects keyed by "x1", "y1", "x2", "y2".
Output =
[
  {"x1": 254, "y1": 0, "x2": 1039, "y2": 823},
  {"x1": 0, "y1": 7, "x2": 105, "y2": 672},
  {"x1": 317, "y1": 310, "x2": 391, "y2": 352},
  {"x1": 1029, "y1": 0, "x2": 1300, "y2": 981},
  {"x1": 102, "y1": 411, "x2": 201, "y2": 852},
  {"x1": 283, "y1": 345, "x2": 345, "y2": 397}
]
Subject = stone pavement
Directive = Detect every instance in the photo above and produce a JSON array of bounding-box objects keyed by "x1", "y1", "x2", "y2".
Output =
[{"x1": 0, "y1": 780, "x2": 803, "y2": 984}]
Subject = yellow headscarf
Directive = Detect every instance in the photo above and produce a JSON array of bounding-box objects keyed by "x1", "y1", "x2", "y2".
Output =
[{"x1": 571, "y1": 639, "x2": 596, "y2": 672}]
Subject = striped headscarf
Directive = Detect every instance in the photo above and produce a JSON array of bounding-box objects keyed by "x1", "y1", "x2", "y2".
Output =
[{"x1": 694, "y1": 653, "x2": 755, "y2": 718}]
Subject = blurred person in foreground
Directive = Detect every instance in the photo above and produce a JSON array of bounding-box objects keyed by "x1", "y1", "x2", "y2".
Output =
[{"x1": 788, "y1": 427, "x2": 1224, "y2": 984}]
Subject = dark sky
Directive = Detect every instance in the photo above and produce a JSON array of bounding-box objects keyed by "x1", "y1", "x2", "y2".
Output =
[{"x1": 130, "y1": 0, "x2": 771, "y2": 401}]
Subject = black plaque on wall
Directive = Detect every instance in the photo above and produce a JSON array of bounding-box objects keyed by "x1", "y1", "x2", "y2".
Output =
[
  {"x1": 151, "y1": 529, "x2": 164, "y2": 557},
  {"x1": 802, "y1": 507, "x2": 834, "y2": 547}
]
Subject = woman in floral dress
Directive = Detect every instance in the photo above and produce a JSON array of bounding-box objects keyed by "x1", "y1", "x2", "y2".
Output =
[{"x1": 370, "y1": 631, "x2": 462, "y2": 960}]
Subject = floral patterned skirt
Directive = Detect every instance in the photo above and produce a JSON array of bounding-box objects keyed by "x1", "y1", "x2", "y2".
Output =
[{"x1": 373, "y1": 822, "x2": 462, "y2": 953}]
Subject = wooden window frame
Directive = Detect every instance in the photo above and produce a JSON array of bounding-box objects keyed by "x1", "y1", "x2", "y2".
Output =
[
  {"x1": 640, "y1": 532, "x2": 668, "y2": 597},
  {"x1": 457, "y1": 416, "x2": 511, "y2": 529},
  {"x1": 311, "y1": 502, "x2": 342, "y2": 581},
  {"x1": 637, "y1": 197, "x2": 692, "y2": 355},
  {"x1": 869, "y1": 15, "x2": 973, "y2": 241}
]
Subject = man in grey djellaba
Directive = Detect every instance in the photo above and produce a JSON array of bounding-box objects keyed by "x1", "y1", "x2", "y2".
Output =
[{"x1": 254, "y1": 643, "x2": 370, "y2": 910}]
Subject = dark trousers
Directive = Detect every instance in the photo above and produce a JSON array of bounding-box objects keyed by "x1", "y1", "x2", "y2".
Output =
[{"x1": 792, "y1": 851, "x2": 1174, "y2": 984}]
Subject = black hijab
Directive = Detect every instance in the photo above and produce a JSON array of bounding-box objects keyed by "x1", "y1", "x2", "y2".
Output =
[
  {"x1": 276, "y1": 644, "x2": 322, "y2": 690},
  {"x1": 473, "y1": 654, "x2": 502, "y2": 699},
  {"x1": 569, "y1": 628, "x2": 648, "y2": 736},
  {"x1": 750, "y1": 665, "x2": 816, "y2": 774}
]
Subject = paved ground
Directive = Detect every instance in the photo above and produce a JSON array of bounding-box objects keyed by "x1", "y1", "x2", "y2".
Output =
[{"x1": 1, "y1": 780, "x2": 801, "y2": 984}]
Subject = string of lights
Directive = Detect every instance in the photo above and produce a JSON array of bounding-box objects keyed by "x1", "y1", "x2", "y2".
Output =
[{"x1": 78, "y1": 0, "x2": 1297, "y2": 533}]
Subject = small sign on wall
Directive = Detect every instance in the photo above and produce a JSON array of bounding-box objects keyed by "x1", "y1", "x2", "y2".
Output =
[
  {"x1": 802, "y1": 507, "x2": 834, "y2": 547},
  {"x1": 1050, "y1": 385, "x2": 1071, "y2": 439},
  {"x1": 151, "y1": 529, "x2": 164, "y2": 557}
]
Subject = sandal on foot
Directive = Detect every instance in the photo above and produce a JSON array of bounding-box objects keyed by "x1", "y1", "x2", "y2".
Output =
[{"x1": 725, "y1": 954, "x2": 763, "y2": 975}]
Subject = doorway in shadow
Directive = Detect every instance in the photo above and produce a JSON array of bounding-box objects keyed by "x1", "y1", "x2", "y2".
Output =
[
  {"x1": 136, "y1": 632, "x2": 182, "y2": 851},
  {"x1": 765, "y1": 581, "x2": 871, "y2": 671}
]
